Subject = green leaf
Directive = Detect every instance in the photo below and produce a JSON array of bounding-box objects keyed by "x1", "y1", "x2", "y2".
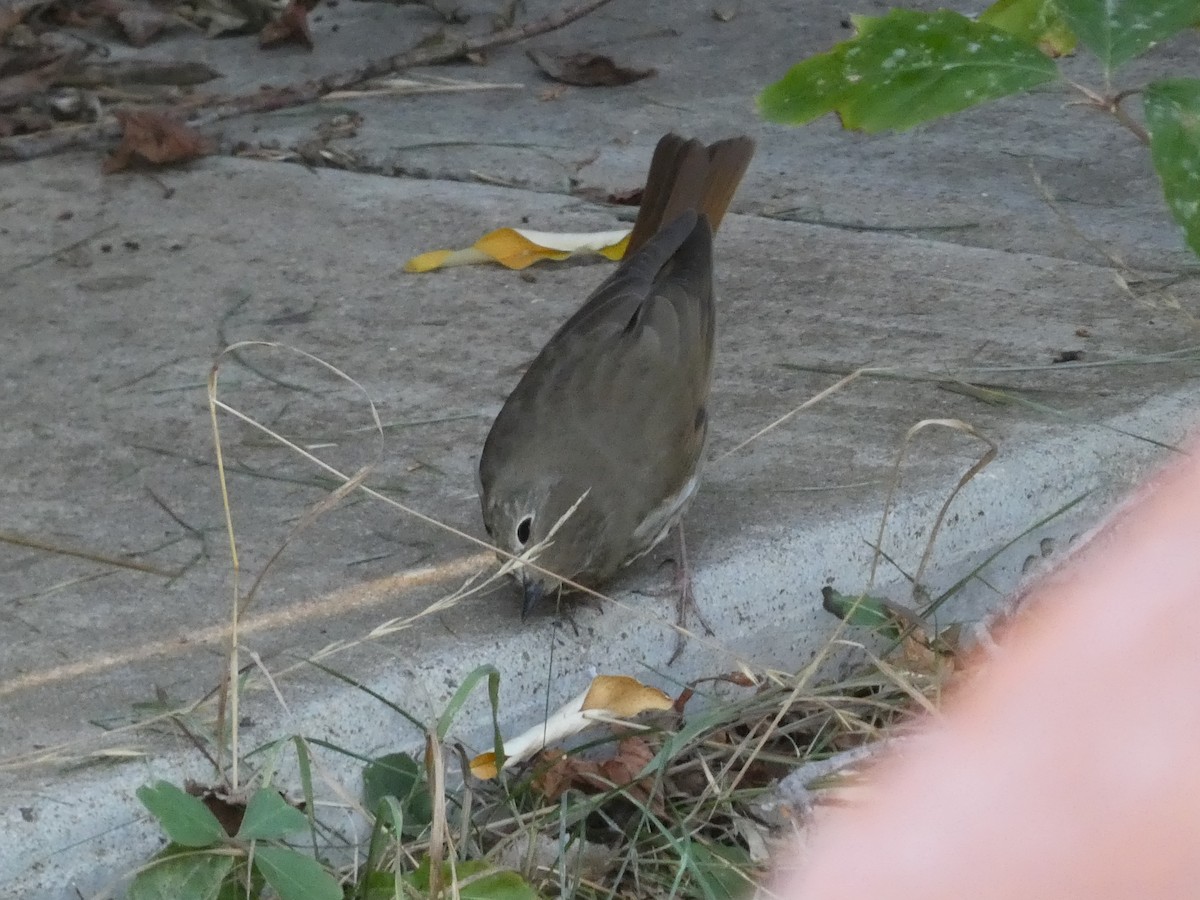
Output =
[
  {"x1": 1056, "y1": 0, "x2": 1199, "y2": 72},
  {"x1": 235, "y1": 789, "x2": 308, "y2": 841},
  {"x1": 360, "y1": 869, "x2": 399, "y2": 900},
  {"x1": 405, "y1": 858, "x2": 538, "y2": 900},
  {"x1": 435, "y1": 664, "x2": 501, "y2": 744},
  {"x1": 127, "y1": 849, "x2": 234, "y2": 900},
  {"x1": 136, "y1": 782, "x2": 228, "y2": 848},
  {"x1": 978, "y1": 0, "x2": 1077, "y2": 56},
  {"x1": 682, "y1": 841, "x2": 753, "y2": 900},
  {"x1": 759, "y1": 8, "x2": 1059, "y2": 132},
  {"x1": 291, "y1": 735, "x2": 317, "y2": 832},
  {"x1": 253, "y1": 846, "x2": 342, "y2": 900},
  {"x1": 821, "y1": 587, "x2": 907, "y2": 636},
  {"x1": 1145, "y1": 78, "x2": 1200, "y2": 258},
  {"x1": 362, "y1": 751, "x2": 421, "y2": 811},
  {"x1": 363, "y1": 752, "x2": 433, "y2": 835}
]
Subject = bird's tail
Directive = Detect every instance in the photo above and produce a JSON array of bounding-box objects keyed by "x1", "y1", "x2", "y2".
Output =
[{"x1": 624, "y1": 133, "x2": 756, "y2": 257}]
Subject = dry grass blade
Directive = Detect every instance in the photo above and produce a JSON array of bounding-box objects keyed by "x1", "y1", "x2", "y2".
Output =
[
  {"x1": 0, "y1": 529, "x2": 179, "y2": 577},
  {"x1": 208, "y1": 340, "x2": 386, "y2": 788},
  {"x1": 868, "y1": 418, "x2": 997, "y2": 600},
  {"x1": 323, "y1": 75, "x2": 523, "y2": 101},
  {"x1": 717, "y1": 369, "x2": 866, "y2": 462}
]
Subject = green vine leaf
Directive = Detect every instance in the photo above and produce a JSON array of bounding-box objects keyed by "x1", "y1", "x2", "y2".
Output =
[
  {"x1": 1145, "y1": 78, "x2": 1200, "y2": 257},
  {"x1": 979, "y1": 0, "x2": 1077, "y2": 57},
  {"x1": 1056, "y1": 0, "x2": 1199, "y2": 73},
  {"x1": 759, "y1": 9, "x2": 1060, "y2": 133}
]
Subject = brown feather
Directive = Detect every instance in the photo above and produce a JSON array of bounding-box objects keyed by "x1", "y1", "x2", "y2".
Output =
[{"x1": 625, "y1": 134, "x2": 755, "y2": 256}]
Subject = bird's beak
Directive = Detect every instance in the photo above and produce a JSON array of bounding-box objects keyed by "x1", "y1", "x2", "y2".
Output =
[{"x1": 521, "y1": 575, "x2": 545, "y2": 621}]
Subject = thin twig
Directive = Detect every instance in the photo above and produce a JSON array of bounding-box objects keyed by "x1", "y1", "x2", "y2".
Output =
[{"x1": 195, "y1": 0, "x2": 616, "y2": 125}]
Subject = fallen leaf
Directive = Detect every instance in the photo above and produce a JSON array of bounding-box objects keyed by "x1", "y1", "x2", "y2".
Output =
[
  {"x1": 531, "y1": 749, "x2": 601, "y2": 799},
  {"x1": 581, "y1": 675, "x2": 672, "y2": 718},
  {"x1": 533, "y1": 737, "x2": 656, "y2": 804},
  {"x1": 526, "y1": 49, "x2": 655, "y2": 87},
  {"x1": 103, "y1": 109, "x2": 213, "y2": 173},
  {"x1": 469, "y1": 675, "x2": 672, "y2": 777},
  {"x1": 406, "y1": 226, "x2": 631, "y2": 272},
  {"x1": 260, "y1": 0, "x2": 313, "y2": 49},
  {"x1": 597, "y1": 736, "x2": 654, "y2": 787}
]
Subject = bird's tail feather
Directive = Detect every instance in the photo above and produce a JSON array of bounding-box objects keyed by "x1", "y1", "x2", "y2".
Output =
[{"x1": 625, "y1": 134, "x2": 755, "y2": 256}]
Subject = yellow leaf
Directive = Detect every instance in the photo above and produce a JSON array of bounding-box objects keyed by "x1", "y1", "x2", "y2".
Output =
[
  {"x1": 471, "y1": 675, "x2": 673, "y2": 778},
  {"x1": 404, "y1": 227, "x2": 632, "y2": 273},
  {"x1": 581, "y1": 675, "x2": 673, "y2": 717},
  {"x1": 403, "y1": 247, "x2": 491, "y2": 273},
  {"x1": 469, "y1": 751, "x2": 498, "y2": 780}
]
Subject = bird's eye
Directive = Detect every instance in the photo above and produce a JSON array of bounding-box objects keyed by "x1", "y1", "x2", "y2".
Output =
[{"x1": 516, "y1": 515, "x2": 533, "y2": 546}]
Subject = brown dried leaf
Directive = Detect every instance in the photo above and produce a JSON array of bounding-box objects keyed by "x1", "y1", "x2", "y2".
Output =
[
  {"x1": 526, "y1": 49, "x2": 655, "y2": 87},
  {"x1": 532, "y1": 739, "x2": 659, "y2": 807},
  {"x1": 103, "y1": 109, "x2": 213, "y2": 173},
  {"x1": 532, "y1": 749, "x2": 602, "y2": 801},
  {"x1": 598, "y1": 737, "x2": 654, "y2": 787},
  {"x1": 259, "y1": 0, "x2": 313, "y2": 49}
]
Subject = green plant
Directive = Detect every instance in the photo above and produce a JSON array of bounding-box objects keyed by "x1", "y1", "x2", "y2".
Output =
[
  {"x1": 131, "y1": 782, "x2": 340, "y2": 900},
  {"x1": 759, "y1": 0, "x2": 1200, "y2": 257}
]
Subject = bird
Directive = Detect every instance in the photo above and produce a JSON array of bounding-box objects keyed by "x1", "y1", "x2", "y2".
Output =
[{"x1": 478, "y1": 132, "x2": 755, "y2": 647}]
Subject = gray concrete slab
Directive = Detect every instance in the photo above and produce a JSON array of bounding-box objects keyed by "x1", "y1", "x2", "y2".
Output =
[{"x1": 3, "y1": 0, "x2": 1200, "y2": 896}]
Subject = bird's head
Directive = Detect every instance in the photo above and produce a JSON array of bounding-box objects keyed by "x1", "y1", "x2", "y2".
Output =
[{"x1": 479, "y1": 474, "x2": 605, "y2": 619}]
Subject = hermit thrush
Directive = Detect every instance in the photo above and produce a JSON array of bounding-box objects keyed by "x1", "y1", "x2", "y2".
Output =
[{"x1": 479, "y1": 133, "x2": 755, "y2": 621}]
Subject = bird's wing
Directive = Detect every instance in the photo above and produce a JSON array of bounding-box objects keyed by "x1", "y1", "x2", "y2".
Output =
[{"x1": 485, "y1": 213, "x2": 715, "y2": 523}]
